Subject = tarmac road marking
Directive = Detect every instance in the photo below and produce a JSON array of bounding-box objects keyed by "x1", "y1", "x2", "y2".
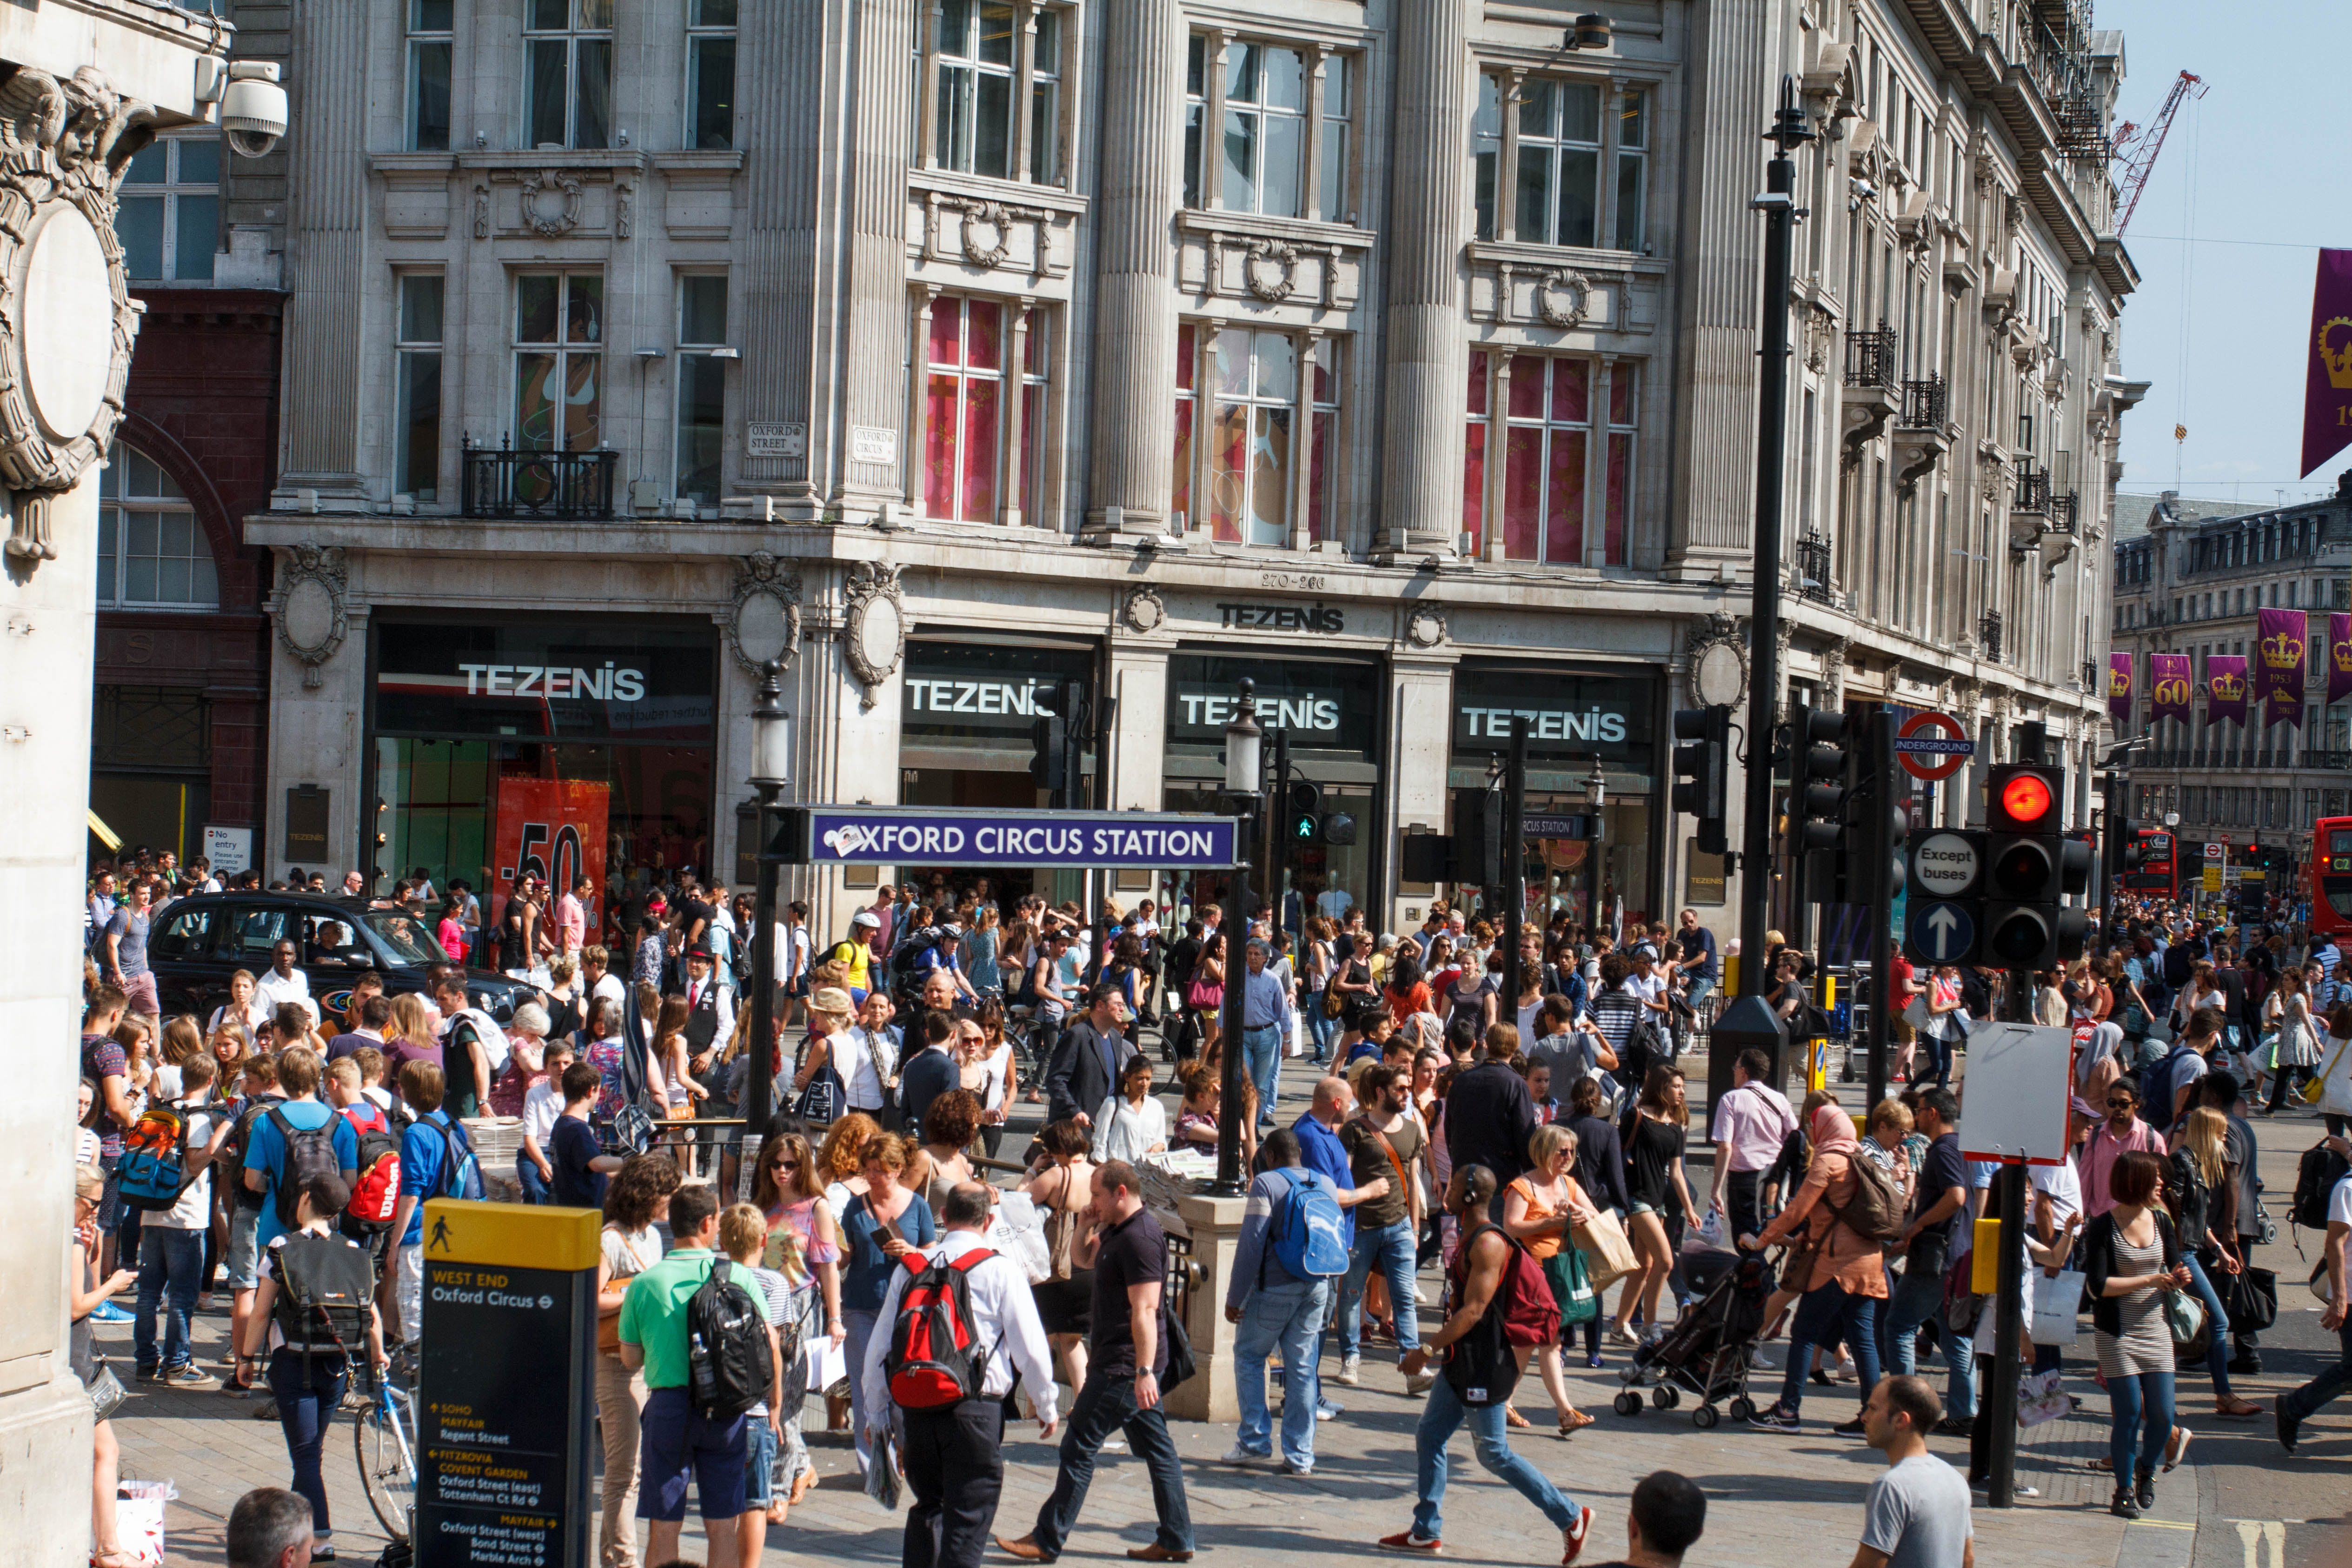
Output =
[{"x1": 2234, "y1": 1519, "x2": 2286, "y2": 1568}]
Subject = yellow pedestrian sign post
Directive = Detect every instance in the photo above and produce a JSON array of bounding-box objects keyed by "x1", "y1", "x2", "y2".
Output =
[{"x1": 417, "y1": 1199, "x2": 600, "y2": 1566}]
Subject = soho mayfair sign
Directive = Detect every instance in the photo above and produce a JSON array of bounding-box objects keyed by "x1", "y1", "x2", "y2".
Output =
[{"x1": 772, "y1": 806, "x2": 1241, "y2": 869}]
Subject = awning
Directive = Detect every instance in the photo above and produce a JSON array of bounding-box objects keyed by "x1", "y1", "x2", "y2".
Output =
[{"x1": 86, "y1": 808, "x2": 121, "y2": 851}]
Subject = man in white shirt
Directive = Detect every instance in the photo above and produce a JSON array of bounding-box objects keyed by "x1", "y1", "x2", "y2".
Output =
[
  {"x1": 253, "y1": 938, "x2": 318, "y2": 1027},
  {"x1": 862, "y1": 1182, "x2": 1057, "y2": 1568},
  {"x1": 581, "y1": 944, "x2": 628, "y2": 1011}
]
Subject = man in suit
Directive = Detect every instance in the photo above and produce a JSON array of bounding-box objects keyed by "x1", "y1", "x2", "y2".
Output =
[
  {"x1": 1046, "y1": 984, "x2": 1134, "y2": 1131},
  {"x1": 898, "y1": 1009, "x2": 963, "y2": 1141}
]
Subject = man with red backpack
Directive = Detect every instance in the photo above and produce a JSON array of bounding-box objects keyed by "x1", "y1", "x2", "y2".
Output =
[
  {"x1": 863, "y1": 1182, "x2": 1056, "y2": 1568},
  {"x1": 1380, "y1": 1163, "x2": 1595, "y2": 1563}
]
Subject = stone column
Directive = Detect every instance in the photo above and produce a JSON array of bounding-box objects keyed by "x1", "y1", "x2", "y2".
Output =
[
  {"x1": 1105, "y1": 641, "x2": 1172, "y2": 811},
  {"x1": 1387, "y1": 652, "x2": 1460, "y2": 933},
  {"x1": 276, "y1": 0, "x2": 371, "y2": 501},
  {"x1": 1162, "y1": 1192, "x2": 1244, "y2": 1422},
  {"x1": 840, "y1": 0, "x2": 919, "y2": 517},
  {"x1": 733, "y1": 0, "x2": 827, "y2": 514},
  {"x1": 1084, "y1": 0, "x2": 1185, "y2": 539},
  {"x1": 1377, "y1": 0, "x2": 1472, "y2": 561}
]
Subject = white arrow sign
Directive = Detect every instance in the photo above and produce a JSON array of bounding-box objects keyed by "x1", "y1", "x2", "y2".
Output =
[{"x1": 1927, "y1": 904, "x2": 1961, "y2": 945}]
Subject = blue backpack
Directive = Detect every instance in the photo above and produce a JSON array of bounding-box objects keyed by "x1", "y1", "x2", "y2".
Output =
[
  {"x1": 431, "y1": 1116, "x2": 485, "y2": 1202},
  {"x1": 2138, "y1": 1044, "x2": 2199, "y2": 1136},
  {"x1": 1265, "y1": 1169, "x2": 1349, "y2": 1282}
]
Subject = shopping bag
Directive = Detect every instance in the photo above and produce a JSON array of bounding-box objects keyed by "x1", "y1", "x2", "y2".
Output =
[
  {"x1": 2017, "y1": 1368, "x2": 2069, "y2": 1429},
  {"x1": 115, "y1": 1479, "x2": 174, "y2": 1567},
  {"x1": 1694, "y1": 1208, "x2": 1727, "y2": 1251},
  {"x1": 2029, "y1": 1269, "x2": 2085, "y2": 1347},
  {"x1": 1553, "y1": 1247, "x2": 1600, "y2": 1327},
  {"x1": 1571, "y1": 1209, "x2": 1640, "y2": 1295},
  {"x1": 1901, "y1": 995, "x2": 1932, "y2": 1032},
  {"x1": 807, "y1": 1331, "x2": 846, "y2": 1394},
  {"x1": 2224, "y1": 1266, "x2": 2279, "y2": 1334}
]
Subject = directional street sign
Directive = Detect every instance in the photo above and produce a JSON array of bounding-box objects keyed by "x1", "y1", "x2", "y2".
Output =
[
  {"x1": 1894, "y1": 711, "x2": 1974, "y2": 782},
  {"x1": 1910, "y1": 831, "x2": 1982, "y2": 898},
  {"x1": 1907, "y1": 899, "x2": 1978, "y2": 964}
]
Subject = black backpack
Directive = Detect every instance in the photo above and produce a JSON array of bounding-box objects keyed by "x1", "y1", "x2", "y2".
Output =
[
  {"x1": 267, "y1": 1108, "x2": 345, "y2": 1231},
  {"x1": 686, "y1": 1258, "x2": 775, "y2": 1421},
  {"x1": 271, "y1": 1229, "x2": 376, "y2": 1370},
  {"x1": 2292, "y1": 1139, "x2": 2351, "y2": 1234},
  {"x1": 2138, "y1": 1045, "x2": 2199, "y2": 1137}
]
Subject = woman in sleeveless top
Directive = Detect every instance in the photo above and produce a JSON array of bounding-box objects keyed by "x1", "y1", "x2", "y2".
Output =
[
  {"x1": 1019, "y1": 1118, "x2": 1097, "y2": 1394},
  {"x1": 1500, "y1": 1123, "x2": 1599, "y2": 1436}
]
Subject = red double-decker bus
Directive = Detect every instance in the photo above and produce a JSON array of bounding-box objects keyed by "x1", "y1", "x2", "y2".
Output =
[
  {"x1": 2309, "y1": 819, "x2": 2352, "y2": 943},
  {"x1": 2122, "y1": 827, "x2": 2178, "y2": 901}
]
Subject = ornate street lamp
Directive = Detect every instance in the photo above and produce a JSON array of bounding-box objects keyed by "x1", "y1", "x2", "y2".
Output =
[
  {"x1": 744, "y1": 658, "x2": 791, "y2": 1136},
  {"x1": 1214, "y1": 680, "x2": 1262, "y2": 1194}
]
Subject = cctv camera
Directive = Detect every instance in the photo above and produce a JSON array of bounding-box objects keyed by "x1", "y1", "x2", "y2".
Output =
[{"x1": 221, "y1": 61, "x2": 287, "y2": 159}]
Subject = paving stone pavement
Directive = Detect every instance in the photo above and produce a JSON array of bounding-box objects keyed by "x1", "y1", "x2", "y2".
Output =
[{"x1": 107, "y1": 1300, "x2": 2160, "y2": 1568}]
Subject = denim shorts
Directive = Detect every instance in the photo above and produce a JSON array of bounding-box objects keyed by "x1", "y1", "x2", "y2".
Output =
[
  {"x1": 225, "y1": 1203, "x2": 264, "y2": 1289},
  {"x1": 743, "y1": 1415, "x2": 778, "y2": 1507},
  {"x1": 638, "y1": 1386, "x2": 748, "y2": 1521},
  {"x1": 1628, "y1": 1201, "x2": 1661, "y2": 1218}
]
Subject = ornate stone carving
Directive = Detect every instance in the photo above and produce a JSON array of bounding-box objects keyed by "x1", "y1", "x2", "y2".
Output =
[
  {"x1": 615, "y1": 180, "x2": 633, "y2": 240},
  {"x1": 274, "y1": 544, "x2": 350, "y2": 689},
  {"x1": 1406, "y1": 605, "x2": 1448, "y2": 649},
  {"x1": 1120, "y1": 585, "x2": 1166, "y2": 635},
  {"x1": 1243, "y1": 239, "x2": 1300, "y2": 303},
  {"x1": 1533, "y1": 268, "x2": 1593, "y2": 329},
  {"x1": 472, "y1": 183, "x2": 491, "y2": 239},
  {"x1": 840, "y1": 560, "x2": 907, "y2": 709},
  {"x1": 726, "y1": 552, "x2": 803, "y2": 675},
  {"x1": 1820, "y1": 638, "x2": 1849, "y2": 706},
  {"x1": 1685, "y1": 611, "x2": 1750, "y2": 710},
  {"x1": 957, "y1": 202, "x2": 1014, "y2": 269},
  {"x1": 519, "y1": 167, "x2": 583, "y2": 236},
  {"x1": 0, "y1": 67, "x2": 154, "y2": 565}
]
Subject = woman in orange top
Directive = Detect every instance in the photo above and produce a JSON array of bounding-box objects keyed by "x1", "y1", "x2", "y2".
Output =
[
  {"x1": 1742, "y1": 1103, "x2": 1887, "y2": 1436},
  {"x1": 1501, "y1": 1122, "x2": 1601, "y2": 1437}
]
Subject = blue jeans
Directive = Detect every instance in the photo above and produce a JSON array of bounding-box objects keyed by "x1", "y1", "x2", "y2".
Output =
[
  {"x1": 268, "y1": 1346, "x2": 350, "y2": 1534},
  {"x1": 2108, "y1": 1368, "x2": 2175, "y2": 1482},
  {"x1": 516, "y1": 1156, "x2": 552, "y2": 1205},
  {"x1": 1233, "y1": 1276, "x2": 1329, "y2": 1468},
  {"x1": 134, "y1": 1226, "x2": 204, "y2": 1373},
  {"x1": 1912, "y1": 1031, "x2": 1952, "y2": 1087},
  {"x1": 2183, "y1": 1254, "x2": 2234, "y2": 1399},
  {"x1": 2282, "y1": 1318, "x2": 2352, "y2": 1423},
  {"x1": 1029, "y1": 1367, "x2": 1193, "y2": 1556},
  {"x1": 1337, "y1": 1217, "x2": 1422, "y2": 1359},
  {"x1": 1243, "y1": 1024, "x2": 1283, "y2": 1127},
  {"x1": 1306, "y1": 999, "x2": 1337, "y2": 1063},
  {"x1": 1879, "y1": 1256, "x2": 1974, "y2": 1423},
  {"x1": 1411, "y1": 1369, "x2": 1582, "y2": 1541},
  {"x1": 1779, "y1": 1279, "x2": 1880, "y2": 1418}
]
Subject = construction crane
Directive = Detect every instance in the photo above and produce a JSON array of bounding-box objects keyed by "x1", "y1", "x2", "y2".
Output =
[{"x1": 2111, "y1": 70, "x2": 2206, "y2": 234}]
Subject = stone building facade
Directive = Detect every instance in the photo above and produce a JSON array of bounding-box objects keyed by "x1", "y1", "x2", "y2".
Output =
[
  {"x1": 2109, "y1": 481, "x2": 2352, "y2": 884},
  {"x1": 246, "y1": 0, "x2": 2141, "y2": 943}
]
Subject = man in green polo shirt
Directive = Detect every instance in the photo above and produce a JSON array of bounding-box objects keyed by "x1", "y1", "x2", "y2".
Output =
[{"x1": 618, "y1": 1184, "x2": 743, "y2": 1567}]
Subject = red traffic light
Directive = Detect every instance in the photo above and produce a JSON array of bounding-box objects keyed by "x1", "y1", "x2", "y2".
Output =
[{"x1": 2000, "y1": 773, "x2": 2053, "y2": 823}]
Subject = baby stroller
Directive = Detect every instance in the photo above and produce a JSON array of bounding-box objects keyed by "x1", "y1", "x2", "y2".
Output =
[{"x1": 1610, "y1": 1246, "x2": 1772, "y2": 1428}]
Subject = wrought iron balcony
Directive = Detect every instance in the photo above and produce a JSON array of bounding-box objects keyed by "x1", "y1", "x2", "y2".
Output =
[
  {"x1": 1896, "y1": 372, "x2": 1948, "y2": 430},
  {"x1": 2044, "y1": 490, "x2": 2080, "y2": 534},
  {"x1": 1796, "y1": 530, "x2": 1835, "y2": 605},
  {"x1": 1844, "y1": 325, "x2": 1898, "y2": 390},
  {"x1": 2013, "y1": 465, "x2": 2052, "y2": 515},
  {"x1": 462, "y1": 440, "x2": 618, "y2": 520},
  {"x1": 1978, "y1": 609, "x2": 2003, "y2": 663}
]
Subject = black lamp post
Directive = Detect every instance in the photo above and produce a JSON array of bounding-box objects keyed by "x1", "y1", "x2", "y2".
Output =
[
  {"x1": 744, "y1": 658, "x2": 792, "y2": 1137},
  {"x1": 1213, "y1": 679, "x2": 1262, "y2": 1196},
  {"x1": 1583, "y1": 754, "x2": 1607, "y2": 933}
]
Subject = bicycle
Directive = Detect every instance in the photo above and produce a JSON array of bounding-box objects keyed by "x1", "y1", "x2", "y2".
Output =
[{"x1": 353, "y1": 1340, "x2": 419, "y2": 1540}]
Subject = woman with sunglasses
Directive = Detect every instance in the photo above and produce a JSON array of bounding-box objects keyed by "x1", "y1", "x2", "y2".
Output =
[{"x1": 752, "y1": 1128, "x2": 844, "y2": 1518}]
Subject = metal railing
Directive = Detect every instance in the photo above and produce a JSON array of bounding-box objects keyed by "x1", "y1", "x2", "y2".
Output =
[
  {"x1": 2013, "y1": 466, "x2": 2052, "y2": 515},
  {"x1": 2045, "y1": 491, "x2": 2080, "y2": 534},
  {"x1": 462, "y1": 441, "x2": 619, "y2": 520},
  {"x1": 1844, "y1": 326, "x2": 1898, "y2": 390},
  {"x1": 1797, "y1": 530, "x2": 1835, "y2": 604},
  {"x1": 1978, "y1": 609, "x2": 2003, "y2": 663},
  {"x1": 1897, "y1": 372, "x2": 1948, "y2": 430}
]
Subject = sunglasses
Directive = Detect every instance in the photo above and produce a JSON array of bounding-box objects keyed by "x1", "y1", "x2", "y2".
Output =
[
  {"x1": 769, "y1": 1158, "x2": 799, "y2": 1171},
  {"x1": 2106, "y1": 1097, "x2": 2135, "y2": 1108}
]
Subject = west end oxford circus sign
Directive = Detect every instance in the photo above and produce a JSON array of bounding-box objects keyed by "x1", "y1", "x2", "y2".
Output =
[{"x1": 772, "y1": 806, "x2": 1243, "y2": 868}]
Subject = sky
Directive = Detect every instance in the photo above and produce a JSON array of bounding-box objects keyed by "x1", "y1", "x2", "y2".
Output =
[{"x1": 2098, "y1": 0, "x2": 2352, "y2": 505}]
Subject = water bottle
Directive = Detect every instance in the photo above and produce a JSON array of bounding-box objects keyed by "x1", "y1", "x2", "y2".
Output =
[{"x1": 690, "y1": 1329, "x2": 714, "y2": 1408}]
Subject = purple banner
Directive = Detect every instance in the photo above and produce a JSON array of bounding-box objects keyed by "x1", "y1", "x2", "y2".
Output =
[
  {"x1": 2330, "y1": 612, "x2": 2352, "y2": 707},
  {"x1": 2207, "y1": 655, "x2": 2248, "y2": 728},
  {"x1": 2151, "y1": 653, "x2": 2193, "y2": 725},
  {"x1": 2303, "y1": 250, "x2": 2352, "y2": 478},
  {"x1": 2258, "y1": 607, "x2": 2309, "y2": 728},
  {"x1": 2108, "y1": 651, "x2": 2134, "y2": 727}
]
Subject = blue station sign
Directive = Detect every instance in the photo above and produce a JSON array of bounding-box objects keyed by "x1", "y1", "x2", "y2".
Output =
[{"x1": 778, "y1": 806, "x2": 1242, "y2": 869}]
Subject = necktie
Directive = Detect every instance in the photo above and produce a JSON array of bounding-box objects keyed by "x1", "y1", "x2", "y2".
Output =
[{"x1": 690, "y1": 983, "x2": 700, "y2": 1008}]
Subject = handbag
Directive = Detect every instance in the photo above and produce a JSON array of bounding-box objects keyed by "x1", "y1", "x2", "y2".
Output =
[
  {"x1": 2301, "y1": 1035, "x2": 2348, "y2": 1104},
  {"x1": 1185, "y1": 976, "x2": 1221, "y2": 1011},
  {"x1": 1322, "y1": 985, "x2": 1348, "y2": 1021},
  {"x1": 87, "y1": 1361, "x2": 127, "y2": 1423},
  {"x1": 2163, "y1": 1286, "x2": 2206, "y2": 1349},
  {"x1": 1160, "y1": 1305, "x2": 1197, "y2": 1392},
  {"x1": 1550, "y1": 1247, "x2": 1599, "y2": 1328},
  {"x1": 2223, "y1": 1265, "x2": 2279, "y2": 1333},
  {"x1": 1901, "y1": 995, "x2": 1932, "y2": 1032}
]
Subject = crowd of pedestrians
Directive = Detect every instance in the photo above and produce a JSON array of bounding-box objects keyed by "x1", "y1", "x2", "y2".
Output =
[{"x1": 68, "y1": 851, "x2": 2352, "y2": 1568}]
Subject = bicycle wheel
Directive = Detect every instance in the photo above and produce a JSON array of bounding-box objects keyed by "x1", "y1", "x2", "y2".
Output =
[{"x1": 355, "y1": 1389, "x2": 418, "y2": 1541}]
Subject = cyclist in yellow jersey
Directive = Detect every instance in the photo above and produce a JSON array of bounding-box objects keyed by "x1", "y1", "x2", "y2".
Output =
[{"x1": 829, "y1": 909, "x2": 880, "y2": 1004}]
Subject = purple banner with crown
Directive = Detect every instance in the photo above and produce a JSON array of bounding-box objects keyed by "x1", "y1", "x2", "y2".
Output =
[
  {"x1": 2207, "y1": 655, "x2": 2248, "y2": 727},
  {"x1": 2151, "y1": 653, "x2": 2193, "y2": 725},
  {"x1": 2258, "y1": 608, "x2": 2308, "y2": 727},
  {"x1": 2108, "y1": 651, "x2": 2134, "y2": 727},
  {"x1": 2330, "y1": 612, "x2": 2352, "y2": 707}
]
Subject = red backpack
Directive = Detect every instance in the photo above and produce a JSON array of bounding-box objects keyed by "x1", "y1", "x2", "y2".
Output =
[
  {"x1": 340, "y1": 1104, "x2": 402, "y2": 1233},
  {"x1": 1476, "y1": 1225, "x2": 1561, "y2": 1347},
  {"x1": 884, "y1": 1248, "x2": 994, "y2": 1410}
]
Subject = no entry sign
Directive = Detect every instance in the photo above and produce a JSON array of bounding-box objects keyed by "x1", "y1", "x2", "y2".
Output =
[{"x1": 1893, "y1": 711, "x2": 1973, "y2": 782}]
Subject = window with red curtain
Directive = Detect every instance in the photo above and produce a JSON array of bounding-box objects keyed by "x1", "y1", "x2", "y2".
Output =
[
  {"x1": 1500, "y1": 354, "x2": 1588, "y2": 564},
  {"x1": 1306, "y1": 336, "x2": 1340, "y2": 544},
  {"x1": 924, "y1": 296, "x2": 1001, "y2": 522},
  {"x1": 1604, "y1": 360, "x2": 1634, "y2": 565},
  {"x1": 1462, "y1": 350, "x2": 1489, "y2": 552},
  {"x1": 1172, "y1": 322, "x2": 1195, "y2": 526}
]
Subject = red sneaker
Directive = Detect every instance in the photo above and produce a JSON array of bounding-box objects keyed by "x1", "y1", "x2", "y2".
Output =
[
  {"x1": 1377, "y1": 1532, "x2": 1442, "y2": 1554},
  {"x1": 1561, "y1": 1507, "x2": 1595, "y2": 1566}
]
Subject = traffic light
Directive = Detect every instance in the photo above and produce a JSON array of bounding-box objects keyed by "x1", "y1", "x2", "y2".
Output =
[
  {"x1": 1981, "y1": 764, "x2": 2088, "y2": 968},
  {"x1": 1027, "y1": 711, "x2": 1066, "y2": 791},
  {"x1": 1671, "y1": 707, "x2": 1730, "y2": 856},
  {"x1": 1788, "y1": 705, "x2": 1849, "y2": 904},
  {"x1": 1287, "y1": 780, "x2": 1322, "y2": 844}
]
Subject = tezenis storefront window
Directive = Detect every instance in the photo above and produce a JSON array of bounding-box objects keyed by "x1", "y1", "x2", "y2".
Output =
[{"x1": 370, "y1": 619, "x2": 717, "y2": 945}]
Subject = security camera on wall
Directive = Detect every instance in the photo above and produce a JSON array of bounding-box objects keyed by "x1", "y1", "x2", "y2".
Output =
[{"x1": 222, "y1": 61, "x2": 288, "y2": 159}]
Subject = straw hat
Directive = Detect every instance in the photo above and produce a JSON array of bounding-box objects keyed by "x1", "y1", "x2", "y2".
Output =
[{"x1": 810, "y1": 986, "x2": 856, "y2": 1018}]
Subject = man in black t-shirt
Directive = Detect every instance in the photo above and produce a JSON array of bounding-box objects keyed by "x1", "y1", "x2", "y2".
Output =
[
  {"x1": 1879, "y1": 1089, "x2": 1974, "y2": 1435},
  {"x1": 998, "y1": 1162, "x2": 1193, "y2": 1564}
]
